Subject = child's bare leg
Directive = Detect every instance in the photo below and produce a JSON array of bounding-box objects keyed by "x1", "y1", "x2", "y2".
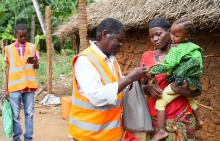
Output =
[
  {"x1": 188, "y1": 98, "x2": 203, "y2": 129},
  {"x1": 152, "y1": 84, "x2": 179, "y2": 141},
  {"x1": 193, "y1": 108, "x2": 204, "y2": 129},
  {"x1": 151, "y1": 110, "x2": 168, "y2": 141}
]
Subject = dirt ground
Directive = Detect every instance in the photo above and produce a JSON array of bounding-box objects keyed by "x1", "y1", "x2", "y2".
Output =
[
  {"x1": 0, "y1": 82, "x2": 73, "y2": 141},
  {"x1": 0, "y1": 105, "x2": 73, "y2": 141}
]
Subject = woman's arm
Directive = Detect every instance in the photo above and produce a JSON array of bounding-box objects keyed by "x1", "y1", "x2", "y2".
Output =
[{"x1": 142, "y1": 84, "x2": 162, "y2": 99}]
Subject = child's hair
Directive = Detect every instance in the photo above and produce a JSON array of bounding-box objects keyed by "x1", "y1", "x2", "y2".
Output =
[
  {"x1": 15, "y1": 23, "x2": 27, "y2": 32},
  {"x1": 173, "y1": 17, "x2": 195, "y2": 36}
]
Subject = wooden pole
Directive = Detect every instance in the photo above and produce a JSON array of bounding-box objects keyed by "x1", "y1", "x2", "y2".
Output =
[
  {"x1": 45, "y1": 6, "x2": 53, "y2": 94},
  {"x1": 78, "y1": 0, "x2": 88, "y2": 52},
  {"x1": 31, "y1": 15, "x2": 35, "y2": 43}
]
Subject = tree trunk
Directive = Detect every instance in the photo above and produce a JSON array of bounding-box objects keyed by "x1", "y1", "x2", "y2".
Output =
[
  {"x1": 78, "y1": 0, "x2": 88, "y2": 52},
  {"x1": 32, "y1": 0, "x2": 46, "y2": 35}
]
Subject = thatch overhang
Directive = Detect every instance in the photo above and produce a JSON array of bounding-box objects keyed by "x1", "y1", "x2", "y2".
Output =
[{"x1": 54, "y1": 0, "x2": 220, "y2": 39}]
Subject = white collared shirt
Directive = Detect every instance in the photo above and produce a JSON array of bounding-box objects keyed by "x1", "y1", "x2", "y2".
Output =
[{"x1": 74, "y1": 41, "x2": 121, "y2": 106}]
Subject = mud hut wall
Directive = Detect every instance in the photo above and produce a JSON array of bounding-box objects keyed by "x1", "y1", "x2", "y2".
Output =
[
  {"x1": 116, "y1": 29, "x2": 153, "y2": 73},
  {"x1": 116, "y1": 29, "x2": 220, "y2": 141},
  {"x1": 193, "y1": 35, "x2": 220, "y2": 141}
]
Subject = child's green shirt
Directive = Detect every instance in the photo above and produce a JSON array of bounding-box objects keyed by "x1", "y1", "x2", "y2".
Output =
[{"x1": 150, "y1": 42, "x2": 203, "y2": 90}]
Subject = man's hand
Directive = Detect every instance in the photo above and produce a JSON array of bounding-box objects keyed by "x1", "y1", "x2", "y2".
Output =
[
  {"x1": 33, "y1": 62, "x2": 39, "y2": 69},
  {"x1": 144, "y1": 84, "x2": 162, "y2": 99},
  {"x1": 32, "y1": 57, "x2": 39, "y2": 69},
  {"x1": 27, "y1": 57, "x2": 35, "y2": 64},
  {"x1": 4, "y1": 89, "x2": 9, "y2": 95},
  {"x1": 118, "y1": 67, "x2": 147, "y2": 92},
  {"x1": 126, "y1": 67, "x2": 148, "y2": 82}
]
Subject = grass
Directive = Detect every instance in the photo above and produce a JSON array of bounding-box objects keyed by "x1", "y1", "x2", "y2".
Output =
[{"x1": 37, "y1": 52, "x2": 74, "y2": 85}]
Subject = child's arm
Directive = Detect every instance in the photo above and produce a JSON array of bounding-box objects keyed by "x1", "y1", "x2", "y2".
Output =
[{"x1": 150, "y1": 45, "x2": 188, "y2": 75}]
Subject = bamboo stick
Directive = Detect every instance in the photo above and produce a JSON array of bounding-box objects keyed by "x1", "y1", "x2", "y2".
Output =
[{"x1": 195, "y1": 101, "x2": 217, "y2": 111}]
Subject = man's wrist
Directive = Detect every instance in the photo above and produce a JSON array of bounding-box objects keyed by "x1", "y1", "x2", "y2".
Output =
[{"x1": 125, "y1": 76, "x2": 133, "y2": 85}]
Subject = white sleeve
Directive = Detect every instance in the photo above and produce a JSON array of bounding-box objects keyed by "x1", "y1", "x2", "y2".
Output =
[{"x1": 74, "y1": 56, "x2": 119, "y2": 107}]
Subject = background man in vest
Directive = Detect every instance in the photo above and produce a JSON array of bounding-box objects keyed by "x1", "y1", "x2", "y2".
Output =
[
  {"x1": 5, "y1": 23, "x2": 39, "y2": 141},
  {"x1": 69, "y1": 18, "x2": 147, "y2": 141}
]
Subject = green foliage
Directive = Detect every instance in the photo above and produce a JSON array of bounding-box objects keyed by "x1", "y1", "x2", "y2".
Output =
[
  {"x1": 0, "y1": 0, "x2": 94, "y2": 50},
  {"x1": 0, "y1": 0, "x2": 94, "y2": 87},
  {"x1": 35, "y1": 34, "x2": 46, "y2": 49},
  {"x1": 0, "y1": 0, "x2": 34, "y2": 33},
  {"x1": 0, "y1": 24, "x2": 16, "y2": 42},
  {"x1": 0, "y1": 54, "x2": 5, "y2": 70},
  {"x1": 61, "y1": 48, "x2": 75, "y2": 56},
  {"x1": 0, "y1": 54, "x2": 6, "y2": 90},
  {"x1": 37, "y1": 53, "x2": 74, "y2": 84}
]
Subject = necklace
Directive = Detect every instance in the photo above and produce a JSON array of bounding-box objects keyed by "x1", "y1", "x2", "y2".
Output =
[{"x1": 155, "y1": 51, "x2": 166, "y2": 63}]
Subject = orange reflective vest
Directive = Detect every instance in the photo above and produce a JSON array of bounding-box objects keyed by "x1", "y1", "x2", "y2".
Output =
[
  {"x1": 69, "y1": 47, "x2": 123, "y2": 141},
  {"x1": 5, "y1": 42, "x2": 38, "y2": 93}
]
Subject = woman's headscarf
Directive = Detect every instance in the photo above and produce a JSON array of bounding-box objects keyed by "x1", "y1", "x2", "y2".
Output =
[{"x1": 149, "y1": 18, "x2": 171, "y2": 30}]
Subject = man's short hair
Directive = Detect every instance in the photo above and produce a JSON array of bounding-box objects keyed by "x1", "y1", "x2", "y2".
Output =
[
  {"x1": 96, "y1": 18, "x2": 125, "y2": 41},
  {"x1": 149, "y1": 18, "x2": 171, "y2": 31},
  {"x1": 15, "y1": 23, "x2": 27, "y2": 32}
]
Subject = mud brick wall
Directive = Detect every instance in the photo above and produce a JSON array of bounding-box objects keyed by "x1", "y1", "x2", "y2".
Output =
[
  {"x1": 193, "y1": 35, "x2": 220, "y2": 141},
  {"x1": 116, "y1": 29, "x2": 153, "y2": 73},
  {"x1": 116, "y1": 29, "x2": 220, "y2": 141}
]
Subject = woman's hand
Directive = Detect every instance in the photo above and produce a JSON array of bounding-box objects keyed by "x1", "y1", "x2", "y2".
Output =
[
  {"x1": 144, "y1": 84, "x2": 162, "y2": 99},
  {"x1": 170, "y1": 82, "x2": 201, "y2": 98}
]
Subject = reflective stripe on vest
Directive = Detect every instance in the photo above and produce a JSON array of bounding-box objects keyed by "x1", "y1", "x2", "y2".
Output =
[
  {"x1": 69, "y1": 117, "x2": 120, "y2": 132},
  {"x1": 71, "y1": 50, "x2": 121, "y2": 111},
  {"x1": 72, "y1": 97, "x2": 121, "y2": 111},
  {"x1": 9, "y1": 64, "x2": 35, "y2": 73},
  {"x1": 7, "y1": 43, "x2": 37, "y2": 89},
  {"x1": 8, "y1": 76, "x2": 37, "y2": 87},
  {"x1": 69, "y1": 47, "x2": 122, "y2": 140},
  {"x1": 86, "y1": 51, "x2": 110, "y2": 84},
  {"x1": 8, "y1": 43, "x2": 36, "y2": 73},
  {"x1": 8, "y1": 43, "x2": 35, "y2": 68}
]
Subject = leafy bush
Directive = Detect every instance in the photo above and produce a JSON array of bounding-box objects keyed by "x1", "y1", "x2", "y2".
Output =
[
  {"x1": 37, "y1": 52, "x2": 74, "y2": 85},
  {"x1": 0, "y1": 54, "x2": 6, "y2": 92}
]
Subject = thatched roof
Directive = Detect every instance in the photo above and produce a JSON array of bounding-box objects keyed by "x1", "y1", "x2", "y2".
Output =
[{"x1": 54, "y1": 0, "x2": 220, "y2": 39}]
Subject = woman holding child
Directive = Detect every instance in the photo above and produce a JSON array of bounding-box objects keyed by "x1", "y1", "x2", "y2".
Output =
[{"x1": 141, "y1": 18, "x2": 202, "y2": 141}]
